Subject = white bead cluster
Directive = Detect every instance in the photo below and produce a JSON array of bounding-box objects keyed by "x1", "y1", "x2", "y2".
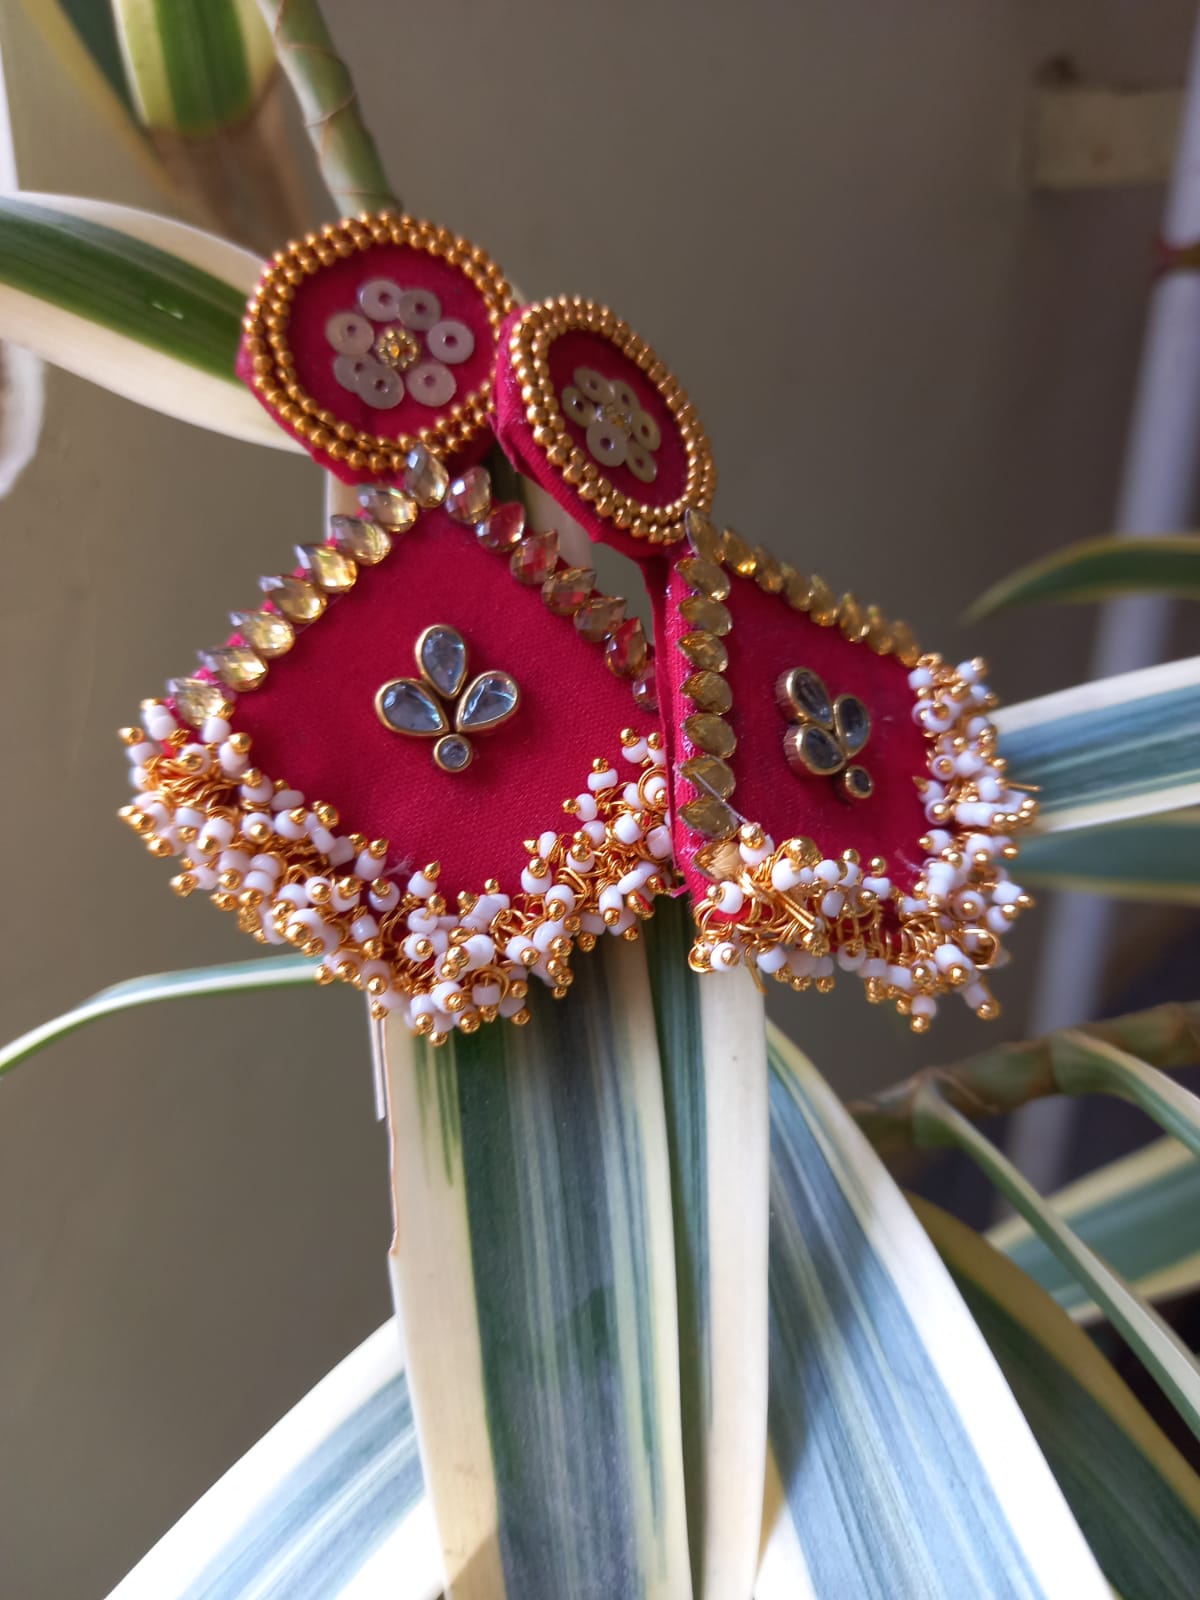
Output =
[
  {"x1": 689, "y1": 655, "x2": 1036, "y2": 1031},
  {"x1": 120, "y1": 709, "x2": 675, "y2": 1044}
]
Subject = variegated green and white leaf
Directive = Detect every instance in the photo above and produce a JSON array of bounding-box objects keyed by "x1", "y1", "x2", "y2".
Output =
[
  {"x1": 643, "y1": 897, "x2": 768, "y2": 1600},
  {"x1": 1019, "y1": 808, "x2": 1200, "y2": 903},
  {"x1": 995, "y1": 656, "x2": 1200, "y2": 830},
  {"x1": 968, "y1": 533, "x2": 1200, "y2": 621},
  {"x1": 1048, "y1": 1031, "x2": 1200, "y2": 1161},
  {"x1": 758, "y1": 1025, "x2": 1107, "y2": 1599},
  {"x1": 384, "y1": 935, "x2": 692, "y2": 1600},
  {"x1": 112, "y1": 0, "x2": 275, "y2": 136},
  {"x1": 917, "y1": 1196, "x2": 1200, "y2": 1598},
  {"x1": 0, "y1": 953, "x2": 317, "y2": 1081},
  {"x1": 989, "y1": 1137, "x2": 1200, "y2": 1319},
  {"x1": 914, "y1": 1083, "x2": 1200, "y2": 1442},
  {"x1": 0, "y1": 195, "x2": 293, "y2": 446},
  {"x1": 107, "y1": 1322, "x2": 440, "y2": 1600}
]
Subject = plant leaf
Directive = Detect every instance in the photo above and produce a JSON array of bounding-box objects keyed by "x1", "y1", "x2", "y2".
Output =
[
  {"x1": 383, "y1": 936, "x2": 692, "y2": 1600},
  {"x1": 759, "y1": 1025, "x2": 1108, "y2": 1598},
  {"x1": 913, "y1": 1082, "x2": 1200, "y2": 1442},
  {"x1": 995, "y1": 656, "x2": 1200, "y2": 830},
  {"x1": 1019, "y1": 808, "x2": 1200, "y2": 903},
  {"x1": 916, "y1": 1196, "x2": 1200, "y2": 1598},
  {"x1": 643, "y1": 897, "x2": 769, "y2": 1600},
  {"x1": 106, "y1": 1322, "x2": 441, "y2": 1600},
  {"x1": 968, "y1": 534, "x2": 1200, "y2": 621},
  {"x1": 1050, "y1": 1030, "x2": 1200, "y2": 1161},
  {"x1": 0, "y1": 194, "x2": 294, "y2": 447},
  {"x1": 989, "y1": 1137, "x2": 1200, "y2": 1320},
  {"x1": 112, "y1": 0, "x2": 274, "y2": 136},
  {"x1": 0, "y1": 953, "x2": 317, "y2": 1080}
]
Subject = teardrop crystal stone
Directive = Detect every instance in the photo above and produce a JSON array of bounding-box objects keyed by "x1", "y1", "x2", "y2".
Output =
[
  {"x1": 358, "y1": 484, "x2": 419, "y2": 530},
  {"x1": 377, "y1": 678, "x2": 448, "y2": 735},
  {"x1": 418, "y1": 625, "x2": 468, "y2": 698},
  {"x1": 403, "y1": 444, "x2": 450, "y2": 508},
  {"x1": 510, "y1": 530, "x2": 559, "y2": 585},
  {"x1": 230, "y1": 609, "x2": 295, "y2": 658},
  {"x1": 168, "y1": 677, "x2": 229, "y2": 726},
  {"x1": 574, "y1": 595, "x2": 625, "y2": 642},
  {"x1": 786, "y1": 723, "x2": 844, "y2": 776},
  {"x1": 778, "y1": 667, "x2": 832, "y2": 726},
  {"x1": 476, "y1": 501, "x2": 526, "y2": 552},
  {"x1": 456, "y1": 671, "x2": 520, "y2": 732},
  {"x1": 834, "y1": 694, "x2": 871, "y2": 756},
  {"x1": 199, "y1": 646, "x2": 267, "y2": 691},
  {"x1": 260, "y1": 574, "x2": 326, "y2": 623},
  {"x1": 298, "y1": 543, "x2": 357, "y2": 593},
  {"x1": 329, "y1": 514, "x2": 391, "y2": 565},
  {"x1": 446, "y1": 466, "x2": 492, "y2": 525}
]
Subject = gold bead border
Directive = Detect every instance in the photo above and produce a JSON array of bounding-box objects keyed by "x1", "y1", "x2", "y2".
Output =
[
  {"x1": 507, "y1": 296, "x2": 717, "y2": 546},
  {"x1": 241, "y1": 212, "x2": 516, "y2": 475},
  {"x1": 672, "y1": 507, "x2": 923, "y2": 865},
  {"x1": 120, "y1": 728, "x2": 675, "y2": 1043},
  {"x1": 168, "y1": 452, "x2": 658, "y2": 720}
]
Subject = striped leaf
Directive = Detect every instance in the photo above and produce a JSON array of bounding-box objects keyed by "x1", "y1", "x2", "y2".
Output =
[
  {"x1": 995, "y1": 656, "x2": 1200, "y2": 830},
  {"x1": 112, "y1": 0, "x2": 275, "y2": 136},
  {"x1": 0, "y1": 953, "x2": 317, "y2": 1080},
  {"x1": 759, "y1": 1025, "x2": 1107, "y2": 1598},
  {"x1": 1049, "y1": 1030, "x2": 1200, "y2": 1160},
  {"x1": 0, "y1": 195, "x2": 293, "y2": 446},
  {"x1": 1019, "y1": 808, "x2": 1200, "y2": 904},
  {"x1": 913, "y1": 1082, "x2": 1200, "y2": 1442},
  {"x1": 917, "y1": 1197, "x2": 1200, "y2": 1599},
  {"x1": 968, "y1": 534, "x2": 1200, "y2": 621},
  {"x1": 107, "y1": 1322, "x2": 441, "y2": 1600},
  {"x1": 989, "y1": 1137, "x2": 1200, "y2": 1319},
  {"x1": 643, "y1": 897, "x2": 769, "y2": 1600},
  {"x1": 384, "y1": 935, "x2": 692, "y2": 1600}
]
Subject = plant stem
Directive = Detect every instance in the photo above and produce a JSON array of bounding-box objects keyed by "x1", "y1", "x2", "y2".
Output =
[
  {"x1": 848, "y1": 999, "x2": 1200, "y2": 1155},
  {"x1": 256, "y1": 0, "x2": 396, "y2": 217}
]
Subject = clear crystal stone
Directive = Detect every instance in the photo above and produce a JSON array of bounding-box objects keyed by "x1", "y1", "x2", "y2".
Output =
[
  {"x1": 433, "y1": 733, "x2": 473, "y2": 773},
  {"x1": 329, "y1": 514, "x2": 392, "y2": 565},
  {"x1": 834, "y1": 694, "x2": 871, "y2": 755},
  {"x1": 200, "y1": 646, "x2": 267, "y2": 691},
  {"x1": 298, "y1": 543, "x2": 357, "y2": 593},
  {"x1": 260, "y1": 574, "x2": 326, "y2": 623},
  {"x1": 169, "y1": 677, "x2": 229, "y2": 726},
  {"x1": 780, "y1": 667, "x2": 832, "y2": 726},
  {"x1": 446, "y1": 466, "x2": 492, "y2": 525},
  {"x1": 842, "y1": 764, "x2": 874, "y2": 801},
  {"x1": 476, "y1": 502, "x2": 526, "y2": 551},
  {"x1": 510, "y1": 530, "x2": 558, "y2": 585},
  {"x1": 230, "y1": 609, "x2": 295, "y2": 658},
  {"x1": 456, "y1": 671, "x2": 520, "y2": 732},
  {"x1": 605, "y1": 618, "x2": 649, "y2": 679},
  {"x1": 378, "y1": 678, "x2": 448, "y2": 735},
  {"x1": 419, "y1": 625, "x2": 468, "y2": 698},
  {"x1": 574, "y1": 595, "x2": 625, "y2": 642},
  {"x1": 684, "y1": 506, "x2": 722, "y2": 562},
  {"x1": 631, "y1": 663, "x2": 658, "y2": 712},
  {"x1": 403, "y1": 445, "x2": 450, "y2": 507},
  {"x1": 542, "y1": 566, "x2": 595, "y2": 615},
  {"x1": 358, "y1": 484, "x2": 419, "y2": 530}
]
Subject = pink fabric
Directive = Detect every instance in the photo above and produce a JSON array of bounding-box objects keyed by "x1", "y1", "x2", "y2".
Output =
[
  {"x1": 238, "y1": 244, "x2": 499, "y2": 484},
  {"x1": 660, "y1": 566, "x2": 930, "y2": 904},
  {"x1": 230, "y1": 508, "x2": 659, "y2": 897},
  {"x1": 495, "y1": 311, "x2": 691, "y2": 563}
]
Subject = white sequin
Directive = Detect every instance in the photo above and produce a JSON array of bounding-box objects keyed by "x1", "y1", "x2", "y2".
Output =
[
  {"x1": 586, "y1": 416, "x2": 628, "y2": 467},
  {"x1": 625, "y1": 441, "x2": 657, "y2": 482},
  {"x1": 407, "y1": 360, "x2": 456, "y2": 407},
  {"x1": 574, "y1": 367, "x2": 611, "y2": 404},
  {"x1": 426, "y1": 318, "x2": 474, "y2": 364},
  {"x1": 333, "y1": 354, "x2": 403, "y2": 409},
  {"x1": 325, "y1": 311, "x2": 373, "y2": 354},
  {"x1": 561, "y1": 385, "x2": 592, "y2": 425},
  {"x1": 358, "y1": 278, "x2": 405, "y2": 320},
  {"x1": 397, "y1": 288, "x2": 441, "y2": 331},
  {"x1": 631, "y1": 408, "x2": 661, "y2": 450}
]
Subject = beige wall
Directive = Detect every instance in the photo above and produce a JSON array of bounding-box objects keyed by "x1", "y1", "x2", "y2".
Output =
[{"x1": 0, "y1": 3, "x2": 1194, "y2": 1594}]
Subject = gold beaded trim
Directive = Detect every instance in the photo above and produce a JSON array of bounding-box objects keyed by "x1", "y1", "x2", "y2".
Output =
[
  {"x1": 507, "y1": 297, "x2": 716, "y2": 545},
  {"x1": 242, "y1": 213, "x2": 515, "y2": 474},
  {"x1": 172, "y1": 450, "x2": 655, "y2": 717},
  {"x1": 673, "y1": 507, "x2": 922, "y2": 867},
  {"x1": 120, "y1": 728, "x2": 675, "y2": 1043}
]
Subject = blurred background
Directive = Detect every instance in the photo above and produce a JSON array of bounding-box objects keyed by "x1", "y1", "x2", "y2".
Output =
[{"x1": 1, "y1": 2, "x2": 1198, "y2": 1594}]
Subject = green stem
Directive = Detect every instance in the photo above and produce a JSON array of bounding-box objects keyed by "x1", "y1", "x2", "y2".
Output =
[
  {"x1": 848, "y1": 999, "x2": 1200, "y2": 1155},
  {"x1": 256, "y1": 0, "x2": 396, "y2": 216}
]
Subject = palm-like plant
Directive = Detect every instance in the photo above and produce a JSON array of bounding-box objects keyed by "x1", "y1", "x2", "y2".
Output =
[{"x1": 4, "y1": 5, "x2": 1200, "y2": 1597}]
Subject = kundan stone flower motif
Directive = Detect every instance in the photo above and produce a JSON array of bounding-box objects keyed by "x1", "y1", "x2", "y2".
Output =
[{"x1": 375, "y1": 624, "x2": 520, "y2": 773}]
